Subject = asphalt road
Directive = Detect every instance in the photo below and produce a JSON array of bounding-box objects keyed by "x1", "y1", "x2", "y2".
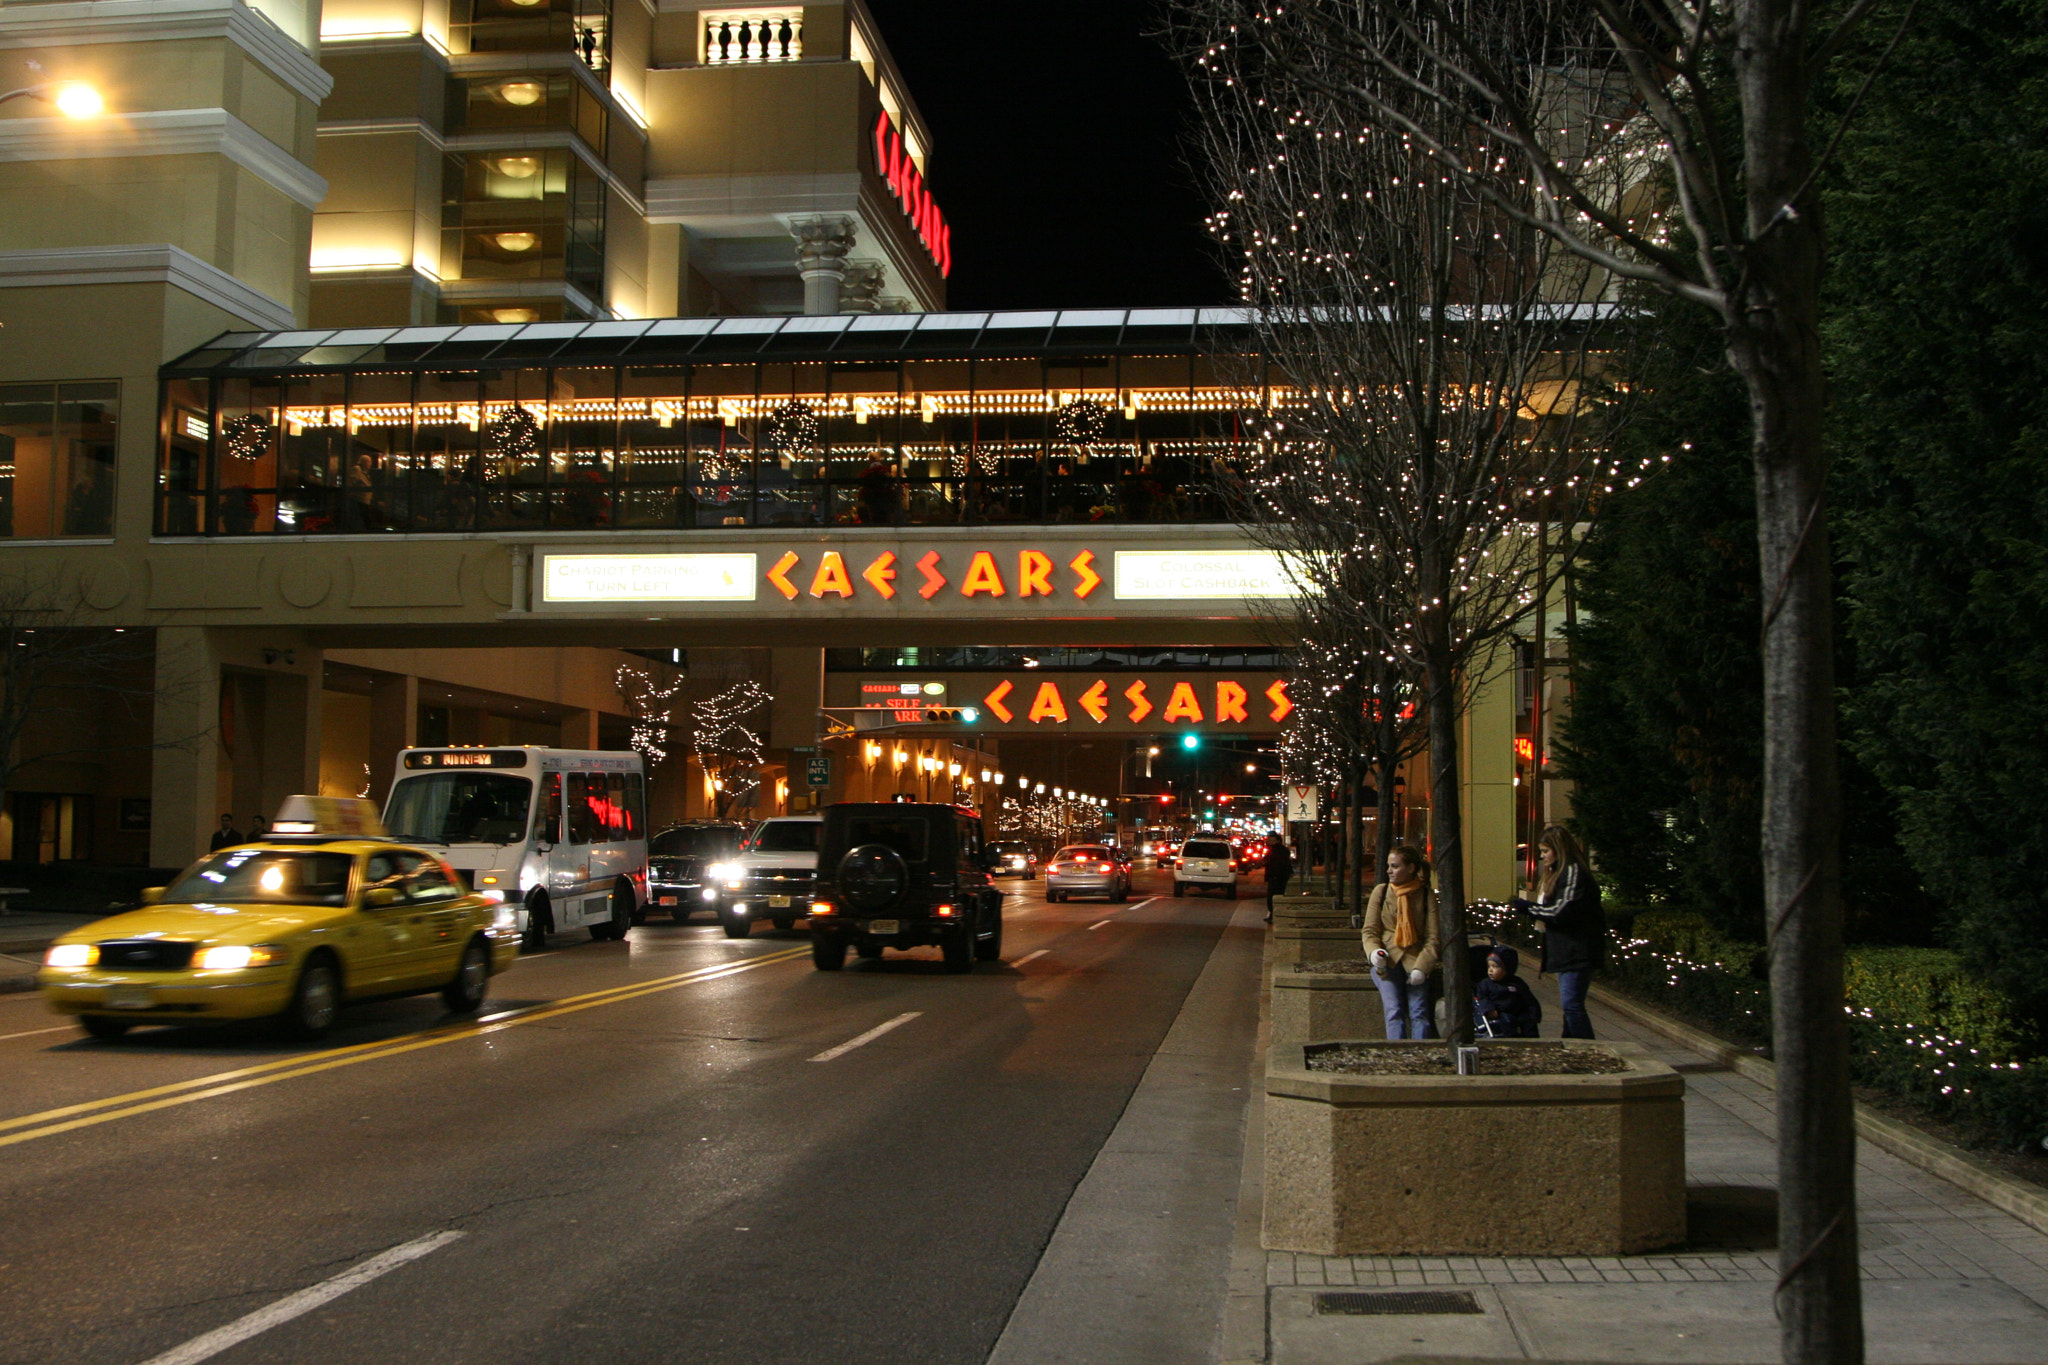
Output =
[{"x1": 0, "y1": 865, "x2": 1254, "y2": 1365}]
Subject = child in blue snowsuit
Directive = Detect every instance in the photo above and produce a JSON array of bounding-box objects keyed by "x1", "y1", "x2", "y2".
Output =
[{"x1": 1473, "y1": 944, "x2": 1542, "y2": 1039}]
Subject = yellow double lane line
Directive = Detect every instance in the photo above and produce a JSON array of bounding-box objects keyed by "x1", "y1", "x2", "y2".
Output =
[{"x1": 0, "y1": 946, "x2": 810, "y2": 1151}]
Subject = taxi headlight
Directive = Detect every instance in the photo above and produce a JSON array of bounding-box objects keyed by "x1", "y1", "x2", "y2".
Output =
[
  {"x1": 45, "y1": 943, "x2": 96, "y2": 968},
  {"x1": 197, "y1": 944, "x2": 289, "y2": 970},
  {"x1": 493, "y1": 904, "x2": 518, "y2": 931}
]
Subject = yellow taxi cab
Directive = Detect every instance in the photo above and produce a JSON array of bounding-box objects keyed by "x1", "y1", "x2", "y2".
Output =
[{"x1": 38, "y1": 796, "x2": 520, "y2": 1041}]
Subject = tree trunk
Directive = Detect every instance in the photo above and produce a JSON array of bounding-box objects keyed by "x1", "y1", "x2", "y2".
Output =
[
  {"x1": 1728, "y1": 4, "x2": 1862, "y2": 1359},
  {"x1": 1425, "y1": 645, "x2": 1470, "y2": 1049},
  {"x1": 1375, "y1": 748, "x2": 1399, "y2": 877},
  {"x1": 1343, "y1": 765, "x2": 1365, "y2": 918}
]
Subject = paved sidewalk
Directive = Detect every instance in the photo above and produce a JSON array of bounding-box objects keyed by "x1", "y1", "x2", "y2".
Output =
[{"x1": 1261, "y1": 974, "x2": 2048, "y2": 1363}]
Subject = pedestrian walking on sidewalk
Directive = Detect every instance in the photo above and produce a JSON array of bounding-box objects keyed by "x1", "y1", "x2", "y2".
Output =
[
  {"x1": 208, "y1": 814, "x2": 243, "y2": 851},
  {"x1": 1262, "y1": 837, "x2": 1293, "y2": 922},
  {"x1": 1512, "y1": 825, "x2": 1606, "y2": 1039},
  {"x1": 1360, "y1": 845, "x2": 1440, "y2": 1039}
]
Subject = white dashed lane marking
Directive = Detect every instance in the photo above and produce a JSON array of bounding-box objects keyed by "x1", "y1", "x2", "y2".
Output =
[
  {"x1": 135, "y1": 1230, "x2": 464, "y2": 1365},
  {"x1": 1012, "y1": 949, "x2": 1049, "y2": 966},
  {"x1": 808, "y1": 1011, "x2": 923, "y2": 1063}
]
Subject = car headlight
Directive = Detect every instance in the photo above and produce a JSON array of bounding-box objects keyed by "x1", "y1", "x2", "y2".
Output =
[
  {"x1": 196, "y1": 944, "x2": 289, "y2": 970},
  {"x1": 493, "y1": 904, "x2": 518, "y2": 931},
  {"x1": 707, "y1": 862, "x2": 740, "y2": 884},
  {"x1": 45, "y1": 943, "x2": 97, "y2": 968}
]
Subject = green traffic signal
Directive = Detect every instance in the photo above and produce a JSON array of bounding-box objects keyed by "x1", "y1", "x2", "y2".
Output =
[{"x1": 1180, "y1": 733, "x2": 1201, "y2": 750}]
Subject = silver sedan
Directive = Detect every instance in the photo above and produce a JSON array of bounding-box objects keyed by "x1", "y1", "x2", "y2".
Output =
[{"x1": 1044, "y1": 845, "x2": 1131, "y2": 903}]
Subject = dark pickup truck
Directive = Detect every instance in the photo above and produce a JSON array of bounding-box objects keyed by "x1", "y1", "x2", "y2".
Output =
[{"x1": 805, "y1": 803, "x2": 1003, "y2": 972}]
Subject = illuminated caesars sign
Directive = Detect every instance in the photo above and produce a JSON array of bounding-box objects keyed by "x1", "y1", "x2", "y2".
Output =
[
  {"x1": 861, "y1": 679, "x2": 948, "y2": 722},
  {"x1": 875, "y1": 112, "x2": 950, "y2": 277},
  {"x1": 538, "y1": 550, "x2": 1302, "y2": 605},
  {"x1": 975, "y1": 676, "x2": 1291, "y2": 727}
]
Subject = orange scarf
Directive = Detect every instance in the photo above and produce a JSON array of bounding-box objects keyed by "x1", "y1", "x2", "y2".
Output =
[{"x1": 1392, "y1": 879, "x2": 1426, "y2": 949}]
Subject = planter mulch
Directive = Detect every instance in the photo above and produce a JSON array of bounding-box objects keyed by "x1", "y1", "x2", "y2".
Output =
[
  {"x1": 1290, "y1": 958, "x2": 1375, "y2": 974},
  {"x1": 1307, "y1": 1042, "x2": 1631, "y2": 1076}
]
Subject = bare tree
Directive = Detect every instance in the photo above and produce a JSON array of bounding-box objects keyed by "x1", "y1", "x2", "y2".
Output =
[
  {"x1": 1177, "y1": 2, "x2": 1898, "y2": 1355},
  {"x1": 0, "y1": 576, "x2": 206, "y2": 804},
  {"x1": 1181, "y1": 3, "x2": 1643, "y2": 1048}
]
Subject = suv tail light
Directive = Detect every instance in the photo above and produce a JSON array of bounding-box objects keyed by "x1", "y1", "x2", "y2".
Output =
[
  {"x1": 811, "y1": 901, "x2": 836, "y2": 916},
  {"x1": 934, "y1": 904, "x2": 955, "y2": 918}
]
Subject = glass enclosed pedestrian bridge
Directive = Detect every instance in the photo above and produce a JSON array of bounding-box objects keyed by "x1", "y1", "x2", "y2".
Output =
[{"x1": 156, "y1": 308, "x2": 1269, "y2": 538}]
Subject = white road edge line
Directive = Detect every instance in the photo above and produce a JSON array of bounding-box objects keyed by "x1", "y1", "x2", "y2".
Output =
[
  {"x1": 0, "y1": 1024, "x2": 74, "y2": 1043},
  {"x1": 808, "y1": 1011, "x2": 922, "y2": 1063},
  {"x1": 136, "y1": 1229, "x2": 465, "y2": 1365},
  {"x1": 1087, "y1": 920, "x2": 1111, "y2": 931},
  {"x1": 1012, "y1": 949, "x2": 1050, "y2": 966}
]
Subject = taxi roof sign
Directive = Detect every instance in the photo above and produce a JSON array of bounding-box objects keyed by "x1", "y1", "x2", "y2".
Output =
[{"x1": 270, "y1": 795, "x2": 387, "y2": 838}]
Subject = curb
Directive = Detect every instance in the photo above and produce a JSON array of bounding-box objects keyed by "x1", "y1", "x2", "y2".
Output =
[
  {"x1": 1218, "y1": 924, "x2": 1274, "y2": 1363},
  {"x1": 1591, "y1": 984, "x2": 2048, "y2": 1239}
]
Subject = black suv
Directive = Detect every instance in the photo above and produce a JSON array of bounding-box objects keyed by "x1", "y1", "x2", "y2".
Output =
[
  {"x1": 647, "y1": 822, "x2": 747, "y2": 922},
  {"x1": 807, "y1": 803, "x2": 1003, "y2": 972}
]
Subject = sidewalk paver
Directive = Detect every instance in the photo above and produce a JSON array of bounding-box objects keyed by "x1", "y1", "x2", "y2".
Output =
[{"x1": 1265, "y1": 974, "x2": 2048, "y2": 1363}]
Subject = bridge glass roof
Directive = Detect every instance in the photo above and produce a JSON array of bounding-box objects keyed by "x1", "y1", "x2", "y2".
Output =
[{"x1": 162, "y1": 308, "x2": 1257, "y2": 376}]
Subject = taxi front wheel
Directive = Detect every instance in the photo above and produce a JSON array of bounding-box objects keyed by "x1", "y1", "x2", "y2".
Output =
[
  {"x1": 284, "y1": 956, "x2": 341, "y2": 1039},
  {"x1": 442, "y1": 938, "x2": 490, "y2": 1013}
]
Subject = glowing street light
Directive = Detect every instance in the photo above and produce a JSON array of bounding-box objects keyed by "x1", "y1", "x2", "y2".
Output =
[{"x1": 0, "y1": 82, "x2": 105, "y2": 118}]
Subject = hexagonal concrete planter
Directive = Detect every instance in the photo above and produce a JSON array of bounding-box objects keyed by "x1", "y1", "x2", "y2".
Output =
[
  {"x1": 1271, "y1": 965, "x2": 1386, "y2": 1044},
  {"x1": 1263, "y1": 1040, "x2": 1686, "y2": 1256}
]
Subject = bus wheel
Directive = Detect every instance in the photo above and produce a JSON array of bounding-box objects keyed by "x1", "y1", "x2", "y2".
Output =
[{"x1": 522, "y1": 895, "x2": 552, "y2": 950}]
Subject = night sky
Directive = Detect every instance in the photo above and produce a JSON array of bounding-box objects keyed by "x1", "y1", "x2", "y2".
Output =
[{"x1": 860, "y1": 0, "x2": 1233, "y2": 311}]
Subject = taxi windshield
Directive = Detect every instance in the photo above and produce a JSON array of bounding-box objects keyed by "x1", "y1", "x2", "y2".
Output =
[
  {"x1": 386, "y1": 773, "x2": 534, "y2": 844},
  {"x1": 162, "y1": 849, "x2": 354, "y2": 907}
]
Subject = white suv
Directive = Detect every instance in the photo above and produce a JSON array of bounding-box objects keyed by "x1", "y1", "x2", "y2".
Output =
[
  {"x1": 1174, "y1": 838, "x2": 1239, "y2": 898},
  {"x1": 708, "y1": 815, "x2": 822, "y2": 937}
]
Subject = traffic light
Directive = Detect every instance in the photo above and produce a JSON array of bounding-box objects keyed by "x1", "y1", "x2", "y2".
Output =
[
  {"x1": 1180, "y1": 733, "x2": 1201, "y2": 750},
  {"x1": 920, "y1": 706, "x2": 978, "y2": 724}
]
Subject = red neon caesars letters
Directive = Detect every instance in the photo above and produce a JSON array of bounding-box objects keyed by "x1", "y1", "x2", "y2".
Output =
[{"x1": 873, "y1": 112, "x2": 951, "y2": 277}]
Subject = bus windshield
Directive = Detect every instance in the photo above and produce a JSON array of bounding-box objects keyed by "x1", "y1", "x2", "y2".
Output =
[{"x1": 386, "y1": 773, "x2": 534, "y2": 844}]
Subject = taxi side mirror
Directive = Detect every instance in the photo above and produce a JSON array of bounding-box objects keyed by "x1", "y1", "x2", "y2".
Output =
[
  {"x1": 366, "y1": 886, "x2": 403, "y2": 909},
  {"x1": 139, "y1": 887, "x2": 163, "y2": 905}
]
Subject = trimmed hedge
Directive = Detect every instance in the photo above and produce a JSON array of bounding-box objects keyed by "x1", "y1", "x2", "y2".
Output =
[{"x1": 1463, "y1": 898, "x2": 2046, "y2": 1150}]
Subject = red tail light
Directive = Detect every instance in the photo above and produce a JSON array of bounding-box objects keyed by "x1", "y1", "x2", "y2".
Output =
[{"x1": 1098, "y1": 863, "x2": 1113, "y2": 872}]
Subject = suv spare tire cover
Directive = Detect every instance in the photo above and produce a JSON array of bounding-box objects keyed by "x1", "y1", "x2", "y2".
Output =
[{"x1": 839, "y1": 843, "x2": 910, "y2": 912}]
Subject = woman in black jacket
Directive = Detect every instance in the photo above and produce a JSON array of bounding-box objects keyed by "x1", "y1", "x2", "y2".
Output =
[{"x1": 1511, "y1": 825, "x2": 1606, "y2": 1039}]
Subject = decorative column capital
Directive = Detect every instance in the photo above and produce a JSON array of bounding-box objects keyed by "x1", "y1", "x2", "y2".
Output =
[
  {"x1": 840, "y1": 261, "x2": 886, "y2": 313},
  {"x1": 790, "y1": 215, "x2": 856, "y2": 277}
]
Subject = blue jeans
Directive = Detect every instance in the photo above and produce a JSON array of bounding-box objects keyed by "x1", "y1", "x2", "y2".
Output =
[
  {"x1": 1373, "y1": 970, "x2": 1435, "y2": 1040},
  {"x1": 1556, "y1": 969, "x2": 1595, "y2": 1039}
]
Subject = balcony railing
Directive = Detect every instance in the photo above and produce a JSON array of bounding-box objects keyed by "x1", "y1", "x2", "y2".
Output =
[{"x1": 703, "y1": 9, "x2": 802, "y2": 64}]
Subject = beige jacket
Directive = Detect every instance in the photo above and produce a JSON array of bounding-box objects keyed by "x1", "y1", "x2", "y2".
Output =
[{"x1": 1359, "y1": 880, "x2": 1442, "y2": 975}]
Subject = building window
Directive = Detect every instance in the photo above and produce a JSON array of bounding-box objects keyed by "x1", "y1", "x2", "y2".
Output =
[
  {"x1": 448, "y1": 73, "x2": 609, "y2": 156},
  {"x1": 702, "y1": 9, "x2": 803, "y2": 64},
  {"x1": 4, "y1": 792, "x2": 94, "y2": 863},
  {"x1": 441, "y1": 149, "x2": 607, "y2": 301},
  {"x1": 448, "y1": 0, "x2": 612, "y2": 77},
  {"x1": 0, "y1": 381, "x2": 117, "y2": 539}
]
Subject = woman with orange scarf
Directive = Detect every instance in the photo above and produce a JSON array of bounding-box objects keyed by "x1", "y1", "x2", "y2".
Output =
[{"x1": 1359, "y1": 844, "x2": 1442, "y2": 1039}]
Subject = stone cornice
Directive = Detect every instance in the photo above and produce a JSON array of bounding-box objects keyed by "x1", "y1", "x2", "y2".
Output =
[
  {"x1": 0, "y1": 0, "x2": 333, "y2": 106},
  {"x1": 0, "y1": 108, "x2": 329, "y2": 209},
  {"x1": 0, "y1": 243, "x2": 295, "y2": 330}
]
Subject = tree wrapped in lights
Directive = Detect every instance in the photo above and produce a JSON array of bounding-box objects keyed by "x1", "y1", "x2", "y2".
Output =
[
  {"x1": 691, "y1": 680, "x2": 771, "y2": 818},
  {"x1": 615, "y1": 664, "x2": 687, "y2": 766},
  {"x1": 1182, "y1": 3, "x2": 1901, "y2": 1352},
  {"x1": 1180, "y1": 0, "x2": 1649, "y2": 1046},
  {"x1": 1270, "y1": 593, "x2": 1428, "y2": 908}
]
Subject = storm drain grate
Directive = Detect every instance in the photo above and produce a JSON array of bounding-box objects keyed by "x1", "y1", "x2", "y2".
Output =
[{"x1": 1313, "y1": 1290, "x2": 1483, "y2": 1316}]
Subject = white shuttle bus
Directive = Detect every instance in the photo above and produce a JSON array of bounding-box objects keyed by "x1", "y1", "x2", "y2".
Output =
[{"x1": 383, "y1": 747, "x2": 648, "y2": 947}]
